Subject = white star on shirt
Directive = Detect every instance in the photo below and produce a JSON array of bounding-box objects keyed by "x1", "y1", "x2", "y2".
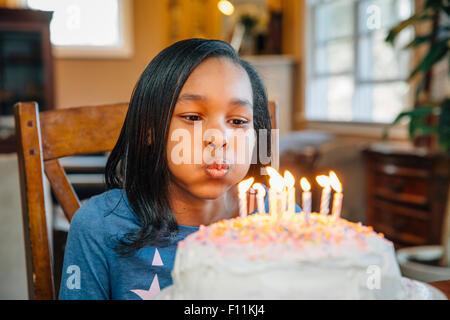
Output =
[{"x1": 130, "y1": 274, "x2": 160, "y2": 300}]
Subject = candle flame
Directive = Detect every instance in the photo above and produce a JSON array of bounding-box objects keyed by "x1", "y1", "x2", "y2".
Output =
[
  {"x1": 284, "y1": 171, "x2": 295, "y2": 188},
  {"x1": 269, "y1": 176, "x2": 284, "y2": 193},
  {"x1": 266, "y1": 166, "x2": 285, "y2": 192},
  {"x1": 252, "y1": 183, "x2": 266, "y2": 198},
  {"x1": 238, "y1": 177, "x2": 254, "y2": 194},
  {"x1": 300, "y1": 177, "x2": 311, "y2": 191},
  {"x1": 329, "y1": 171, "x2": 342, "y2": 193},
  {"x1": 265, "y1": 166, "x2": 283, "y2": 180},
  {"x1": 316, "y1": 175, "x2": 330, "y2": 188}
]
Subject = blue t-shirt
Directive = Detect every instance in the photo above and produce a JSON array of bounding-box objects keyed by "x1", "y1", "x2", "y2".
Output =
[{"x1": 59, "y1": 187, "x2": 301, "y2": 300}]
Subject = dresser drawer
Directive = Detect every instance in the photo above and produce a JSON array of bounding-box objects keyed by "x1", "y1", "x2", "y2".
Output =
[
  {"x1": 373, "y1": 173, "x2": 428, "y2": 206},
  {"x1": 363, "y1": 145, "x2": 450, "y2": 247},
  {"x1": 371, "y1": 201, "x2": 428, "y2": 245}
]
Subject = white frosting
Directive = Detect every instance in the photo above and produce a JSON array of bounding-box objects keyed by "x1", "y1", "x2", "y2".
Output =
[{"x1": 164, "y1": 213, "x2": 404, "y2": 299}]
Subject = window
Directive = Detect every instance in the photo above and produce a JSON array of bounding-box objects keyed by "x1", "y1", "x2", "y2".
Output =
[
  {"x1": 306, "y1": 0, "x2": 414, "y2": 123},
  {"x1": 25, "y1": 0, "x2": 133, "y2": 58}
]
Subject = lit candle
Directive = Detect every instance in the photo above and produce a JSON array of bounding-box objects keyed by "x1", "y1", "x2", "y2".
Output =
[
  {"x1": 329, "y1": 171, "x2": 343, "y2": 219},
  {"x1": 252, "y1": 183, "x2": 266, "y2": 215},
  {"x1": 269, "y1": 177, "x2": 284, "y2": 219},
  {"x1": 266, "y1": 166, "x2": 284, "y2": 219},
  {"x1": 284, "y1": 171, "x2": 295, "y2": 216},
  {"x1": 300, "y1": 177, "x2": 311, "y2": 223},
  {"x1": 248, "y1": 187, "x2": 256, "y2": 214},
  {"x1": 268, "y1": 183, "x2": 276, "y2": 219},
  {"x1": 238, "y1": 177, "x2": 254, "y2": 218},
  {"x1": 316, "y1": 175, "x2": 331, "y2": 216}
]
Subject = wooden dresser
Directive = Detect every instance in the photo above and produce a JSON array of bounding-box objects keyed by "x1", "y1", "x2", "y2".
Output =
[
  {"x1": 0, "y1": 8, "x2": 54, "y2": 153},
  {"x1": 363, "y1": 143, "x2": 450, "y2": 249}
]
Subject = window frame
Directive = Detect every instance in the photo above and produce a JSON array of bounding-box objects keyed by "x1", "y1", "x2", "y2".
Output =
[
  {"x1": 25, "y1": 0, "x2": 134, "y2": 59},
  {"x1": 305, "y1": 0, "x2": 413, "y2": 129}
]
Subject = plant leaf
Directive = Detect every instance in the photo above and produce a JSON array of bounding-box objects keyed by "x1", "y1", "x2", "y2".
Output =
[
  {"x1": 403, "y1": 33, "x2": 433, "y2": 49},
  {"x1": 409, "y1": 115, "x2": 418, "y2": 138},
  {"x1": 415, "y1": 74, "x2": 427, "y2": 99},
  {"x1": 385, "y1": 11, "x2": 432, "y2": 44},
  {"x1": 444, "y1": 6, "x2": 450, "y2": 16},
  {"x1": 391, "y1": 111, "x2": 413, "y2": 126},
  {"x1": 383, "y1": 111, "x2": 414, "y2": 139},
  {"x1": 425, "y1": 0, "x2": 450, "y2": 14},
  {"x1": 407, "y1": 106, "x2": 436, "y2": 116},
  {"x1": 417, "y1": 125, "x2": 439, "y2": 135},
  {"x1": 425, "y1": 0, "x2": 444, "y2": 9},
  {"x1": 409, "y1": 40, "x2": 449, "y2": 79}
]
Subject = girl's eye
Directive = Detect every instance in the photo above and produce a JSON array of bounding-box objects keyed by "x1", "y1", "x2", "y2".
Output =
[
  {"x1": 182, "y1": 115, "x2": 201, "y2": 121},
  {"x1": 230, "y1": 119, "x2": 249, "y2": 126}
]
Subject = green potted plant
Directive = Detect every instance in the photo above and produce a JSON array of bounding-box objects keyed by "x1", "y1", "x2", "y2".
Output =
[{"x1": 383, "y1": 0, "x2": 449, "y2": 153}]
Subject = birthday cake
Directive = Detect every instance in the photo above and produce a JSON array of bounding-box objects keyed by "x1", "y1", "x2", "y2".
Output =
[{"x1": 160, "y1": 213, "x2": 404, "y2": 299}]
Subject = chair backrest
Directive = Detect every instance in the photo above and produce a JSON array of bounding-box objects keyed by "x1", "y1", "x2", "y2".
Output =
[{"x1": 14, "y1": 100, "x2": 279, "y2": 299}]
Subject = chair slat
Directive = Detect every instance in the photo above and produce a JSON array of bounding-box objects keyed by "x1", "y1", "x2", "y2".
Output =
[
  {"x1": 14, "y1": 102, "x2": 55, "y2": 300},
  {"x1": 44, "y1": 159, "x2": 81, "y2": 222},
  {"x1": 39, "y1": 103, "x2": 128, "y2": 161}
]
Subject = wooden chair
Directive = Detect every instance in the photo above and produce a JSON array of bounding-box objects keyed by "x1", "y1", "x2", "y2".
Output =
[{"x1": 14, "y1": 100, "x2": 279, "y2": 299}]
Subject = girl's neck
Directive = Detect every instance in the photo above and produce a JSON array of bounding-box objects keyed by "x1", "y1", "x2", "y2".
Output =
[{"x1": 168, "y1": 185, "x2": 239, "y2": 227}]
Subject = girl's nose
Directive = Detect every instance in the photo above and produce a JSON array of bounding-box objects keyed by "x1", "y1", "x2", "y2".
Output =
[
  {"x1": 204, "y1": 136, "x2": 228, "y2": 149},
  {"x1": 203, "y1": 116, "x2": 231, "y2": 150},
  {"x1": 203, "y1": 118, "x2": 229, "y2": 150}
]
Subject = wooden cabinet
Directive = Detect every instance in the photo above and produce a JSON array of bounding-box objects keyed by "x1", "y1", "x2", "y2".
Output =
[
  {"x1": 0, "y1": 8, "x2": 54, "y2": 153},
  {"x1": 363, "y1": 143, "x2": 450, "y2": 248}
]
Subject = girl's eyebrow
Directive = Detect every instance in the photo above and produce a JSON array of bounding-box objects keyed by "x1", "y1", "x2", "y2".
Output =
[
  {"x1": 230, "y1": 98, "x2": 253, "y2": 109},
  {"x1": 177, "y1": 93, "x2": 206, "y2": 104},
  {"x1": 177, "y1": 93, "x2": 253, "y2": 109}
]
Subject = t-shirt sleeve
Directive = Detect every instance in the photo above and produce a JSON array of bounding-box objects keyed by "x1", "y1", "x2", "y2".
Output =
[{"x1": 58, "y1": 201, "x2": 111, "y2": 300}]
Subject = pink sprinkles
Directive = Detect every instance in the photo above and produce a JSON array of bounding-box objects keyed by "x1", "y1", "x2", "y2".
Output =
[{"x1": 182, "y1": 213, "x2": 379, "y2": 250}]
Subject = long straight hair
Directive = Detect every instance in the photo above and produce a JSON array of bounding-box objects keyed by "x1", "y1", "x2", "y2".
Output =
[{"x1": 105, "y1": 38, "x2": 272, "y2": 256}]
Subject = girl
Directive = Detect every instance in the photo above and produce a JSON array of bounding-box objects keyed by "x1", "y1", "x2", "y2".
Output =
[{"x1": 58, "y1": 38, "x2": 274, "y2": 300}]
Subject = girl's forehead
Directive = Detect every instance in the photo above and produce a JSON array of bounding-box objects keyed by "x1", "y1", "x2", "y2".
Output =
[{"x1": 179, "y1": 57, "x2": 252, "y2": 100}]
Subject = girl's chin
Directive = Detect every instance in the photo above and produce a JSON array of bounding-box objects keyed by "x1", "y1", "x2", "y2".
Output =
[{"x1": 193, "y1": 183, "x2": 235, "y2": 200}]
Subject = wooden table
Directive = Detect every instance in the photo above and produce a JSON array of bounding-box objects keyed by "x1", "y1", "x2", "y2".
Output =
[{"x1": 429, "y1": 280, "x2": 450, "y2": 299}]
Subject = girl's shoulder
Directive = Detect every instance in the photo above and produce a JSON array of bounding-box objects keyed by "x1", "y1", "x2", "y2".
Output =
[{"x1": 70, "y1": 188, "x2": 139, "y2": 234}]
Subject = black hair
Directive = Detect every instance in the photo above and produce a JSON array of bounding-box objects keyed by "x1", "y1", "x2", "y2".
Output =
[{"x1": 105, "y1": 38, "x2": 271, "y2": 256}]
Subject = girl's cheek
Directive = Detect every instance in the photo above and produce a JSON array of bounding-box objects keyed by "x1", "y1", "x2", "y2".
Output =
[{"x1": 235, "y1": 129, "x2": 256, "y2": 158}]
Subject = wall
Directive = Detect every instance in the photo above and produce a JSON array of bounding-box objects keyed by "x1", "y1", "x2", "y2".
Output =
[
  {"x1": 0, "y1": 154, "x2": 27, "y2": 299},
  {"x1": 54, "y1": 0, "x2": 170, "y2": 108},
  {"x1": 281, "y1": 0, "x2": 306, "y2": 130}
]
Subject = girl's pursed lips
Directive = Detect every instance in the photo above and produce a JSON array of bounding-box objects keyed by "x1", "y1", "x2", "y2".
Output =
[
  {"x1": 204, "y1": 160, "x2": 230, "y2": 179},
  {"x1": 205, "y1": 162, "x2": 229, "y2": 170}
]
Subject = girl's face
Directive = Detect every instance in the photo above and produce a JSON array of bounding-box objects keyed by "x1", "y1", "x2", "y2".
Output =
[{"x1": 166, "y1": 57, "x2": 255, "y2": 200}]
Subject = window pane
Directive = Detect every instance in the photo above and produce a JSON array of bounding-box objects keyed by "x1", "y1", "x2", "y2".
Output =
[
  {"x1": 307, "y1": 0, "x2": 414, "y2": 123},
  {"x1": 358, "y1": 30, "x2": 412, "y2": 80},
  {"x1": 307, "y1": 76, "x2": 354, "y2": 121},
  {"x1": 354, "y1": 82, "x2": 410, "y2": 122},
  {"x1": 315, "y1": 39, "x2": 354, "y2": 74},
  {"x1": 315, "y1": 0, "x2": 353, "y2": 43},
  {"x1": 27, "y1": 0, "x2": 120, "y2": 47},
  {"x1": 358, "y1": 0, "x2": 413, "y2": 33}
]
